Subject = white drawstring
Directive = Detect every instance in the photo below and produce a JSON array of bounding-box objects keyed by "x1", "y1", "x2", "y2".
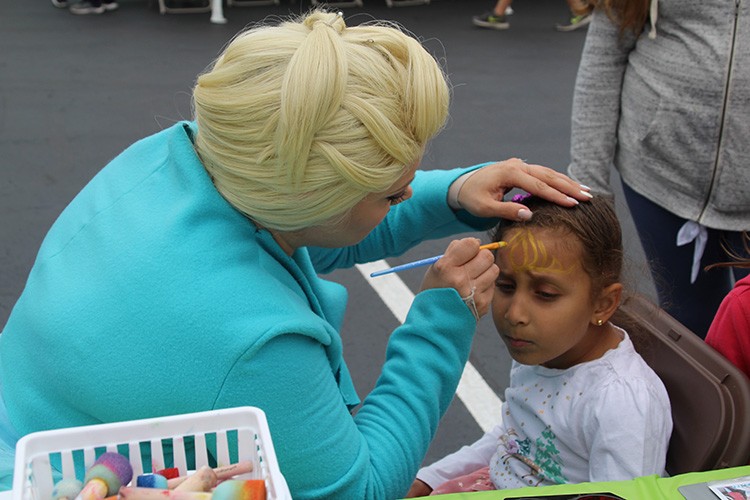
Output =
[
  {"x1": 648, "y1": 0, "x2": 658, "y2": 39},
  {"x1": 676, "y1": 221, "x2": 708, "y2": 284}
]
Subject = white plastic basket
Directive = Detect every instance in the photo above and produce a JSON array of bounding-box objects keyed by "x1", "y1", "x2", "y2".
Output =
[{"x1": 11, "y1": 407, "x2": 291, "y2": 499}]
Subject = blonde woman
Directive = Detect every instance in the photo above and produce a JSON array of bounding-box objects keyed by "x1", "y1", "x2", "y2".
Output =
[{"x1": 0, "y1": 10, "x2": 590, "y2": 498}]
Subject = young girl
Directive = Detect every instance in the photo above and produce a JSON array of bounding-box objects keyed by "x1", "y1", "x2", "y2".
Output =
[{"x1": 407, "y1": 196, "x2": 673, "y2": 496}]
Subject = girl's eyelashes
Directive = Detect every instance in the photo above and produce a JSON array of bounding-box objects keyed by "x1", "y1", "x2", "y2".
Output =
[
  {"x1": 495, "y1": 277, "x2": 560, "y2": 301},
  {"x1": 495, "y1": 279, "x2": 515, "y2": 293},
  {"x1": 535, "y1": 290, "x2": 560, "y2": 301}
]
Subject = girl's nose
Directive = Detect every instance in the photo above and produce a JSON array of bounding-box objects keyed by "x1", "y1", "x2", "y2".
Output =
[{"x1": 504, "y1": 296, "x2": 529, "y2": 326}]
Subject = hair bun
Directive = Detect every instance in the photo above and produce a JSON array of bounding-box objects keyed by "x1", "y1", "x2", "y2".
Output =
[{"x1": 303, "y1": 11, "x2": 346, "y2": 34}]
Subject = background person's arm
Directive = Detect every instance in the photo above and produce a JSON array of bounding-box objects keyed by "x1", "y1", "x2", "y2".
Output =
[{"x1": 567, "y1": 8, "x2": 638, "y2": 196}]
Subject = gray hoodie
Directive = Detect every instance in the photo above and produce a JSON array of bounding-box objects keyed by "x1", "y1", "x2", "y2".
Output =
[{"x1": 568, "y1": 0, "x2": 750, "y2": 231}]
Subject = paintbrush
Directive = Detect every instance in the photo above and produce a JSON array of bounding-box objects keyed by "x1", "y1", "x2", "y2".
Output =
[{"x1": 370, "y1": 241, "x2": 507, "y2": 277}]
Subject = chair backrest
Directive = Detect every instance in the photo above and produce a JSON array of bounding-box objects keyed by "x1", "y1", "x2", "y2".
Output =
[{"x1": 616, "y1": 293, "x2": 750, "y2": 475}]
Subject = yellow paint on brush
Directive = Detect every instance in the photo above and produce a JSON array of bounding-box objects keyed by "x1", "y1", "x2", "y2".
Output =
[{"x1": 481, "y1": 241, "x2": 507, "y2": 251}]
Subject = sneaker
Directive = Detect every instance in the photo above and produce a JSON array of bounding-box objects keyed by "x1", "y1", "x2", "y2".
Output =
[
  {"x1": 51, "y1": 0, "x2": 68, "y2": 8},
  {"x1": 472, "y1": 12, "x2": 510, "y2": 30},
  {"x1": 69, "y1": 0, "x2": 117, "y2": 13},
  {"x1": 555, "y1": 13, "x2": 592, "y2": 31},
  {"x1": 163, "y1": 0, "x2": 208, "y2": 8},
  {"x1": 69, "y1": 1, "x2": 105, "y2": 13}
]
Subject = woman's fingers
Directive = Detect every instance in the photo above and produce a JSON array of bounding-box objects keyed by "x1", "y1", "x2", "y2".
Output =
[
  {"x1": 420, "y1": 238, "x2": 499, "y2": 319},
  {"x1": 457, "y1": 159, "x2": 592, "y2": 220},
  {"x1": 509, "y1": 160, "x2": 591, "y2": 203},
  {"x1": 461, "y1": 254, "x2": 499, "y2": 318}
]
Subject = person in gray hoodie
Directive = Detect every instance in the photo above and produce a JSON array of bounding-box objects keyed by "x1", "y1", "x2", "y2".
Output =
[{"x1": 567, "y1": 0, "x2": 750, "y2": 338}]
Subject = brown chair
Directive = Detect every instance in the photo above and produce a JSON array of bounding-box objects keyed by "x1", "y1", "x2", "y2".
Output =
[{"x1": 617, "y1": 294, "x2": 750, "y2": 475}]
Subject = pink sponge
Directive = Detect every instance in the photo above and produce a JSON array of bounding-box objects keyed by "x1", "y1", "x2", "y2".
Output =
[{"x1": 78, "y1": 452, "x2": 133, "y2": 499}]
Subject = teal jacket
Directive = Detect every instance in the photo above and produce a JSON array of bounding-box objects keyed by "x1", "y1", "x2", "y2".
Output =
[{"x1": 0, "y1": 122, "x2": 494, "y2": 498}]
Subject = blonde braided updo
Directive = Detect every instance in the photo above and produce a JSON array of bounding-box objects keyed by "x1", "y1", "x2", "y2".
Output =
[{"x1": 192, "y1": 10, "x2": 450, "y2": 231}]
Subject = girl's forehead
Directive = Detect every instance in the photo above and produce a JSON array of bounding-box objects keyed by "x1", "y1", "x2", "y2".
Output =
[{"x1": 499, "y1": 227, "x2": 582, "y2": 274}]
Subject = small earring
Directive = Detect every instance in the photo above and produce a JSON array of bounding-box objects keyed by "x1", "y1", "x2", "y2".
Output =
[{"x1": 596, "y1": 319, "x2": 603, "y2": 326}]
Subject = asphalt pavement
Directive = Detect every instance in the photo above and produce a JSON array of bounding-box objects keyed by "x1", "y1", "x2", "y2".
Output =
[{"x1": 0, "y1": 0, "x2": 655, "y2": 468}]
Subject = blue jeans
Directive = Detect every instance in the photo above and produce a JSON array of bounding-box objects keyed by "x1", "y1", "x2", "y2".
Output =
[{"x1": 622, "y1": 182, "x2": 749, "y2": 339}]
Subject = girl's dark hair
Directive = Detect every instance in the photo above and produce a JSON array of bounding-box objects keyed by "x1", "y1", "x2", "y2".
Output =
[
  {"x1": 705, "y1": 232, "x2": 750, "y2": 271},
  {"x1": 489, "y1": 195, "x2": 623, "y2": 296}
]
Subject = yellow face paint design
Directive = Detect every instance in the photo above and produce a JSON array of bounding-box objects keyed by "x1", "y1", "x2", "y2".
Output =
[{"x1": 503, "y1": 228, "x2": 571, "y2": 274}]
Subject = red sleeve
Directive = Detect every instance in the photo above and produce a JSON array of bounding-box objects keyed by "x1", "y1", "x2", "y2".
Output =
[{"x1": 706, "y1": 277, "x2": 750, "y2": 379}]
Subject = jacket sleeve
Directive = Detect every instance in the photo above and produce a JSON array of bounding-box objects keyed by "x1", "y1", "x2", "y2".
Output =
[
  {"x1": 705, "y1": 278, "x2": 750, "y2": 379},
  {"x1": 567, "y1": 9, "x2": 638, "y2": 196},
  {"x1": 214, "y1": 288, "x2": 477, "y2": 500}
]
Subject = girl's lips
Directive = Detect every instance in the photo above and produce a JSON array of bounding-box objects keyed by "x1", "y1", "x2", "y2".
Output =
[{"x1": 506, "y1": 336, "x2": 532, "y2": 348}]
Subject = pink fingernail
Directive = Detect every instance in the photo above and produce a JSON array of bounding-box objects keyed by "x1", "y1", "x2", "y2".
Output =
[{"x1": 518, "y1": 208, "x2": 533, "y2": 221}]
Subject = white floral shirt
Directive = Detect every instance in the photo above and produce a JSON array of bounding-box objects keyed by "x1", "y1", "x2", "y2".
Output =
[{"x1": 418, "y1": 328, "x2": 673, "y2": 490}]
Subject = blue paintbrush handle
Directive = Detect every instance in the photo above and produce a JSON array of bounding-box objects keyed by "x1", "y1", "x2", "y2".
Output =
[
  {"x1": 369, "y1": 241, "x2": 505, "y2": 278},
  {"x1": 369, "y1": 254, "x2": 444, "y2": 277}
]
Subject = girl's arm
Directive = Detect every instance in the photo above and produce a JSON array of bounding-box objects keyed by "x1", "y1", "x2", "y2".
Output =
[
  {"x1": 567, "y1": 8, "x2": 639, "y2": 196},
  {"x1": 415, "y1": 424, "x2": 504, "y2": 490}
]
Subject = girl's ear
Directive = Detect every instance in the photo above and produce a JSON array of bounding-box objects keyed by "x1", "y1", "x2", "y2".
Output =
[{"x1": 591, "y1": 283, "x2": 623, "y2": 326}]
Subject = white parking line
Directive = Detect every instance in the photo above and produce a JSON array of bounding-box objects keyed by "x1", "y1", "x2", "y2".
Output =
[{"x1": 356, "y1": 260, "x2": 503, "y2": 433}]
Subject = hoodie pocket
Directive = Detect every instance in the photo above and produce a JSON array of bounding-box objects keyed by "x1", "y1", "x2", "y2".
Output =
[{"x1": 620, "y1": 72, "x2": 719, "y2": 193}]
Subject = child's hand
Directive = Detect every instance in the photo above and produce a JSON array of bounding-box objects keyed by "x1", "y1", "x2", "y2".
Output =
[
  {"x1": 405, "y1": 478, "x2": 432, "y2": 497},
  {"x1": 455, "y1": 158, "x2": 591, "y2": 221},
  {"x1": 420, "y1": 238, "x2": 499, "y2": 320}
]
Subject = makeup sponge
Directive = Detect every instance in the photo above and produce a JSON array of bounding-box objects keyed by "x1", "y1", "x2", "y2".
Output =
[
  {"x1": 77, "y1": 452, "x2": 133, "y2": 499},
  {"x1": 136, "y1": 473, "x2": 168, "y2": 488},
  {"x1": 211, "y1": 479, "x2": 266, "y2": 500},
  {"x1": 52, "y1": 478, "x2": 83, "y2": 500}
]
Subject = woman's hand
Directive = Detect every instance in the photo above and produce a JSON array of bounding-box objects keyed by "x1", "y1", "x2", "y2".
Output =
[
  {"x1": 405, "y1": 479, "x2": 433, "y2": 498},
  {"x1": 420, "y1": 238, "x2": 499, "y2": 319},
  {"x1": 455, "y1": 158, "x2": 592, "y2": 221}
]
